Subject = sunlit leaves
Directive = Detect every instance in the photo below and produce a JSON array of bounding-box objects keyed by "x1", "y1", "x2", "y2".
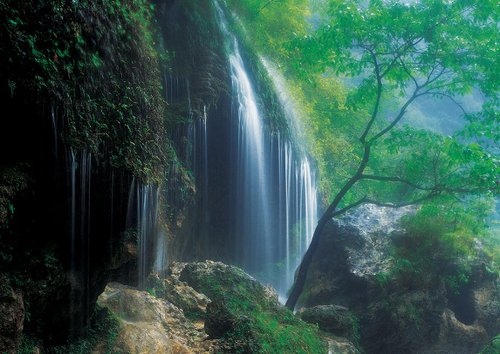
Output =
[{"x1": 226, "y1": 0, "x2": 310, "y2": 62}]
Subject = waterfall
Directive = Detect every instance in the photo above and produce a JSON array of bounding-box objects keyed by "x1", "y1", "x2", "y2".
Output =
[
  {"x1": 68, "y1": 148, "x2": 92, "y2": 338},
  {"x1": 211, "y1": 1, "x2": 318, "y2": 296},
  {"x1": 230, "y1": 36, "x2": 274, "y2": 273},
  {"x1": 137, "y1": 184, "x2": 160, "y2": 287},
  {"x1": 160, "y1": 1, "x2": 318, "y2": 297},
  {"x1": 125, "y1": 180, "x2": 161, "y2": 288}
]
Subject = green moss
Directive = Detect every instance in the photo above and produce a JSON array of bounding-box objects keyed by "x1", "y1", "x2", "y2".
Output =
[
  {"x1": 0, "y1": 0, "x2": 172, "y2": 184},
  {"x1": 479, "y1": 335, "x2": 500, "y2": 354},
  {"x1": 183, "y1": 263, "x2": 328, "y2": 353}
]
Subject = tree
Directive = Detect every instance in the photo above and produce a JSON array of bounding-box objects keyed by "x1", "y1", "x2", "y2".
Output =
[{"x1": 285, "y1": 0, "x2": 500, "y2": 311}]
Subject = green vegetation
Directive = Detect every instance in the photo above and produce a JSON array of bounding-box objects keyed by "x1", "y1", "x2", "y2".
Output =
[
  {"x1": 183, "y1": 263, "x2": 328, "y2": 353},
  {"x1": 0, "y1": 0, "x2": 172, "y2": 183},
  {"x1": 278, "y1": 0, "x2": 500, "y2": 310},
  {"x1": 388, "y1": 197, "x2": 493, "y2": 284},
  {"x1": 480, "y1": 334, "x2": 500, "y2": 354},
  {"x1": 17, "y1": 305, "x2": 126, "y2": 354},
  {"x1": 225, "y1": 0, "x2": 310, "y2": 61}
]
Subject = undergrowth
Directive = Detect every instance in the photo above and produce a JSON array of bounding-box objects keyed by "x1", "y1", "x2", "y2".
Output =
[{"x1": 17, "y1": 305, "x2": 126, "y2": 354}]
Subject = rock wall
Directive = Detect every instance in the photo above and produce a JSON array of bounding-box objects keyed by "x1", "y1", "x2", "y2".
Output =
[
  {"x1": 0, "y1": 0, "x2": 199, "y2": 348},
  {"x1": 298, "y1": 204, "x2": 500, "y2": 354}
]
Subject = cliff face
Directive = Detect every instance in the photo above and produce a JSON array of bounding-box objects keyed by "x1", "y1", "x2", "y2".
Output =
[
  {"x1": 299, "y1": 204, "x2": 500, "y2": 354},
  {"x1": 0, "y1": 0, "x2": 212, "y2": 349}
]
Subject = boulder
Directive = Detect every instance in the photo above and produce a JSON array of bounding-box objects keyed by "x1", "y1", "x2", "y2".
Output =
[
  {"x1": 297, "y1": 305, "x2": 356, "y2": 341},
  {"x1": 328, "y1": 339, "x2": 361, "y2": 354},
  {"x1": 97, "y1": 283, "x2": 213, "y2": 354},
  {"x1": 145, "y1": 263, "x2": 211, "y2": 317},
  {"x1": 299, "y1": 204, "x2": 500, "y2": 354}
]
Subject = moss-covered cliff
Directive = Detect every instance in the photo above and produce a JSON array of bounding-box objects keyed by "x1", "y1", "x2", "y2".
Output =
[{"x1": 0, "y1": 0, "x2": 204, "y2": 350}]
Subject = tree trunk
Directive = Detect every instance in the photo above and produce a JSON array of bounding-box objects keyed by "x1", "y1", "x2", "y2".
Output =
[
  {"x1": 285, "y1": 145, "x2": 370, "y2": 311},
  {"x1": 284, "y1": 213, "x2": 331, "y2": 310}
]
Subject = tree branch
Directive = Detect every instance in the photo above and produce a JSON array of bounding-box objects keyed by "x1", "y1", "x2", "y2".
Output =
[
  {"x1": 360, "y1": 173, "x2": 472, "y2": 194},
  {"x1": 369, "y1": 89, "x2": 422, "y2": 143},
  {"x1": 360, "y1": 174, "x2": 436, "y2": 190},
  {"x1": 399, "y1": 57, "x2": 420, "y2": 90},
  {"x1": 328, "y1": 196, "x2": 369, "y2": 218},
  {"x1": 364, "y1": 193, "x2": 439, "y2": 208},
  {"x1": 360, "y1": 50, "x2": 383, "y2": 144},
  {"x1": 429, "y1": 92, "x2": 470, "y2": 118}
]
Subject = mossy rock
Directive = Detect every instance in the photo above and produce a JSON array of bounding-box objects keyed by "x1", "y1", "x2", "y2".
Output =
[
  {"x1": 480, "y1": 335, "x2": 500, "y2": 354},
  {"x1": 177, "y1": 261, "x2": 328, "y2": 354}
]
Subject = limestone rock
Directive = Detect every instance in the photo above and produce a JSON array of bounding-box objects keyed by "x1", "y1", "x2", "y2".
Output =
[
  {"x1": 179, "y1": 261, "x2": 265, "y2": 303},
  {"x1": 300, "y1": 204, "x2": 500, "y2": 354},
  {"x1": 328, "y1": 339, "x2": 361, "y2": 354},
  {"x1": 427, "y1": 309, "x2": 489, "y2": 354},
  {"x1": 146, "y1": 264, "x2": 211, "y2": 317},
  {"x1": 98, "y1": 283, "x2": 213, "y2": 354},
  {"x1": 262, "y1": 284, "x2": 280, "y2": 306}
]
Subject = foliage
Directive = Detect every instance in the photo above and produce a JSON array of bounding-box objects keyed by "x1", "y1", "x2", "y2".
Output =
[
  {"x1": 17, "y1": 305, "x2": 125, "y2": 354},
  {"x1": 285, "y1": 0, "x2": 500, "y2": 310},
  {"x1": 225, "y1": 0, "x2": 310, "y2": 62},
  {"x1": 0, "y1": 0, "x2": 171, "y2": 184},
  {"x1": 399, "y1": 197, "x2": 492, "y2": 261},
  {"x1": 288, "y1": 0, "x2": 500, "y2": 209},
  {"x1": 374, "y1": 197, "x2": 493, "y2": 298},
  {"x1": 479, "y1": 334, "x2": 500, "y2": 354}
]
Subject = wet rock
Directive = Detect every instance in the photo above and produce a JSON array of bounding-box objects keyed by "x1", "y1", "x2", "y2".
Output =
[
  {"x1": 300, "y1": 204, "x2": 500, "y2": 354},
  {"x1": 178, "y1": 261, "x2": 266, "y2": 353},
  {"x1": 0, "y1": 282, "x2": 25, "y2": 354},
  {"x1": 98, "y1": 283, "x2": 213, "y2": 354},
  {"x1": 328, "y1": 338, "x2": 361, "y2": 354},
  {"x1": 425, "y1": 309, "x2": 489, "y2": 354},
  {"x1": 297, "y1": 305, "x2": 356, "y2": 341},
  {"x1": 262, "y1": 284, "x2": 280, "y2": 306},
  {"x1": 99, "y1": 262, "x2": 331, "y2": 354},
  {"x1": 146, "y1": 264, "x2": 211, "y2": 317},
  {"x1": 179, "y1": 261, "x2": 265, "y2": 303}
]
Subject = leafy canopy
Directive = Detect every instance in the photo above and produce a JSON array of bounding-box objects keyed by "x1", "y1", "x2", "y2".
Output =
[
  {"x1": 289, "y1": 0, "x2": 500, "y2": 207},
  {"x1": 285, "y1": 0, "x2": 500, "y2": 310}
]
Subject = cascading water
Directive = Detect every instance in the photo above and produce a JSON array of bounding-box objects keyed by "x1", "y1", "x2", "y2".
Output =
[
  {"x1": 68, "y1": 148, "x2": 92, "y2": 338},
  {"x1": 230, "y1": 35, "x2": 274, "y2": 273},
  {"x1": 207, "y1": 1, "x2": 318, "y2": 296},
  {"x1": 125, "y1": 179, "x2": 161, "y2": 287},
  {"x1": 161, "y1": 1, "x2": 318, "y2": 298}
]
